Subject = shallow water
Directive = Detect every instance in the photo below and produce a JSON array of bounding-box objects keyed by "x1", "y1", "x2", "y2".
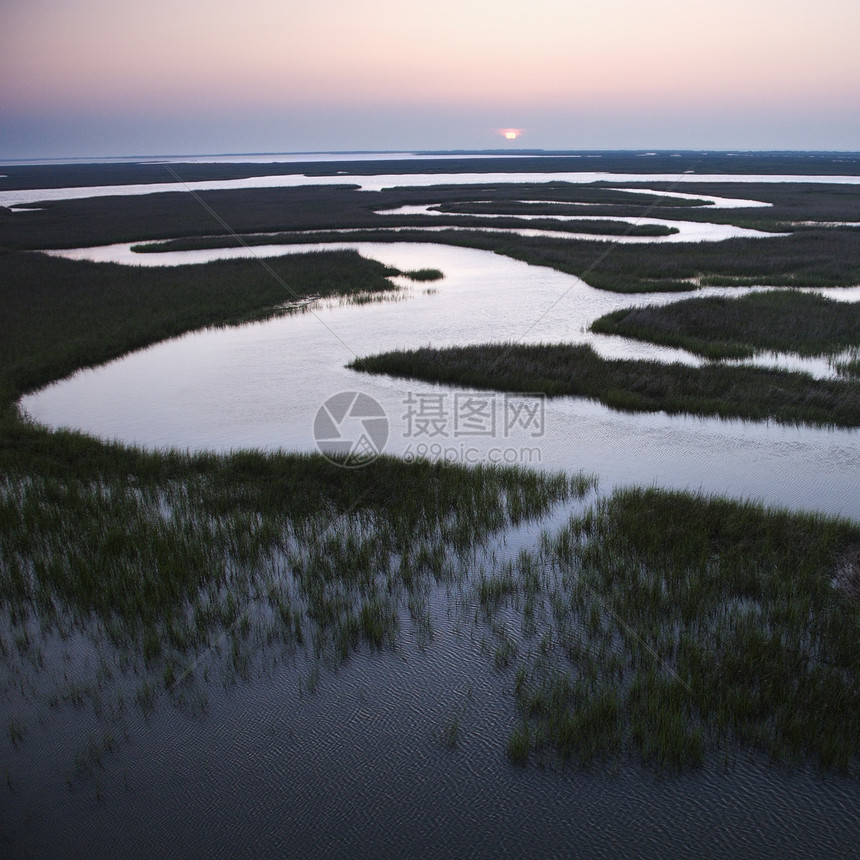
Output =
[
  {"x1": 499, "y1": 189, "x2": 773, "y2": 209},
  {"x1": 23, "y1": 241, "x2": 860, "y2": 521},
  {"x1": 4, "y1": 612, "x2": 859, "y2": 860},
  {"x1": 4, "y1": 169, "x2": 860, "y2": 208},
  {"x1": 378, "y1": 204, "x2": 783, "y2": 242},
  {"x1": 1, "y1": 469, "x2": 858, "y2": 858},
  {"x1": 7, "y1": 168, "x2": 860, "y2": 857}
]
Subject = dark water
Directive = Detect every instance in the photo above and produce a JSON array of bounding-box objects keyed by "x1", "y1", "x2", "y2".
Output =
[
  {"x1": 3, "y1": 599, "x2": 859, "y2": 858},
  {"x1": 5, "y1": 169, "x2": 860, "y2": 857},
  {"x1": 2, "y1": 491, "x2": 859, "y2": 858}
]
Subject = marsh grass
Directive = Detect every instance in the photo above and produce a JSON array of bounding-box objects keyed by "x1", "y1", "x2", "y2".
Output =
[
  {"x1": 591, "y1": 290, "x2": 860, "y2": 360},
  {"x1": 834, "y1": 544, "x2": 860, "y2": 602},
  {"x1": 0, "y1": 239, "x2": 588, "y2": 776},
  {"x1": 4, "y1": 157, "x2": 860, "y2": 295},
  {"x1": 834, "y1": 355, "x2": 860, "y2": 379},
  {"x1": 122, "y1": 221, "x2": 860, "y2": 295},
  {"x1": 350, "y1": 342, "x2": 860, "y2": 428},
  {"x1": 0, "y1": 250, "x2": 405, "y2": 401},
  {"x1": 3, "y1": 161, "x2": 860, "y2": 781},
  {"x1": 488, "y1": 488, "x2": 860, "y2": 773},
  {"x1": 2, "y1": 385, "x2": 859, "y2": 776},
  {"x1": 67, "y1": 181, "x2": 860, "y2": 296},
  {"x1": 434, "y1": 191, "x2": 711, "y2": 215},
  {"x1": 507, "y1": 723, "x2": 531, "y2": 765},
  {"x1": 403, "y1": 268, "x2": 444, "y2": 282},
  {"x1": 442, "y1": 716, "x2": 460, "y2": 750},
  {"x1": 0, "y1": 434, "x2": 586, "y2": 752},
  {"x1": 417, "y1": 209, "x2": 680, "y2": 237}
]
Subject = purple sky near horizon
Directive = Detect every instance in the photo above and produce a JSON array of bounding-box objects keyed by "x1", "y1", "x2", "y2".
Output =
[{"x1": 2, "y1": 0, "x2": 859, "y2": 159}]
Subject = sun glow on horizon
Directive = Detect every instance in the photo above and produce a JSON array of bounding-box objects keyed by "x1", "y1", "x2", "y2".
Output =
[{"x1": 2, "y1": 0, "x2": 858, "y2": 157}]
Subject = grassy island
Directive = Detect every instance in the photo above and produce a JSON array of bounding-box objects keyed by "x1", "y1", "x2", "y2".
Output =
[
  {"x1": 2, "y1": 157, "x2": 860, "y2": 778},
  {"x1": 591, "y1": 290, "x2": 860, "y2": 360},
  {"x1": 350, "y1": 341, "x2": 860, "y2": 428}
]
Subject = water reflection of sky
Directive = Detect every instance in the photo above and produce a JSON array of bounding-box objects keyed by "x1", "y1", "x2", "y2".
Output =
[
  {"x1": 6, "y1": 167, "x2": 860, "y2": 857},
  {"x1": 4, "y1": 169, "x2": 860, "y2": 208},
  {"x1": 23, "y1": 241, "x2": 860, "y2": 521},
  {"x1": 376, "y1": 204, "x2": 782, "y2": 242}
]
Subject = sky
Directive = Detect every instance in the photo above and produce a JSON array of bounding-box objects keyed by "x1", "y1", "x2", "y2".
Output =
[{"x1": 1, "y1": 0, "x2": 859, "y2": 159}]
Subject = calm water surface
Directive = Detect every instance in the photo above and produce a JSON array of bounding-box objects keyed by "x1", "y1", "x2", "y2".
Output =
[
  {"x1": 377, "y1": 204, "x2": 782, "y2": 242},
  {"x1": 5, "y1": 173, "x2": 860, "y2": 857},
  {"x1": 4, "y1": 169, "x2": 860, "y2": 208},
  {"x1": 23, "y1": 241, "x2": 860, "y2": 521}
]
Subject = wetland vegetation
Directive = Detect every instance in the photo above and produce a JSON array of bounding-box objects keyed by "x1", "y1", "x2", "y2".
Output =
[
  {"x1": 2, "y1": 154, "x2": 860, "y2": 802},
  {"x1": 591, "y1": 290, "x2": 860, "y2": 360},
  {"x1": 0, "y1": 244, "x2": 588, "y2": 780},
  {"x1": 351, "y1": 342, "x2": 860, "y2": 428},
  {"x1": 0, "y1": 249, "x2": 403, "y2": 402},
  {"x1": 0, "y1": 434, "x2": 585, "y2": 698},
  {"x1": 5, "y1": 160, "x2": 860, "y2": 298},
  {"x1": 501, "y1": 488, "x2": 860, "y2": 771},
  {"x1": 120, "y1": 220, "x2": 860, "y2": 294}
]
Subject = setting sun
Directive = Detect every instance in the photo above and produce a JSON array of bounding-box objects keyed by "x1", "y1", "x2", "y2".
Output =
[{"x1": 499, "y1": 128, "x2": 523, "y2": 141}]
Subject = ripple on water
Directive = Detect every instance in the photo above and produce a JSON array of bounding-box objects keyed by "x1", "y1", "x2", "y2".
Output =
[{"x1": 6, "y1": 178, "x2": 860, "y2": 856}]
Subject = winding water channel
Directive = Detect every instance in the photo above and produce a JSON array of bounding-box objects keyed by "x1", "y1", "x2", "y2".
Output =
[
  {"x1": 5, "y1": 168, "x2": 860, "y2": 857},
  {"x1": 4, "y1": 168, "x2": 860, "y2": 210},
  {"x1": 22, "y1": 239, "x2": 860, "y2": 521}
]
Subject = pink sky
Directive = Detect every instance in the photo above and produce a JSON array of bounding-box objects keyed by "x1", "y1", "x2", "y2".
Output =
[{"x1": 2, "y1": 0, "x2": 859, "y2": 157}]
